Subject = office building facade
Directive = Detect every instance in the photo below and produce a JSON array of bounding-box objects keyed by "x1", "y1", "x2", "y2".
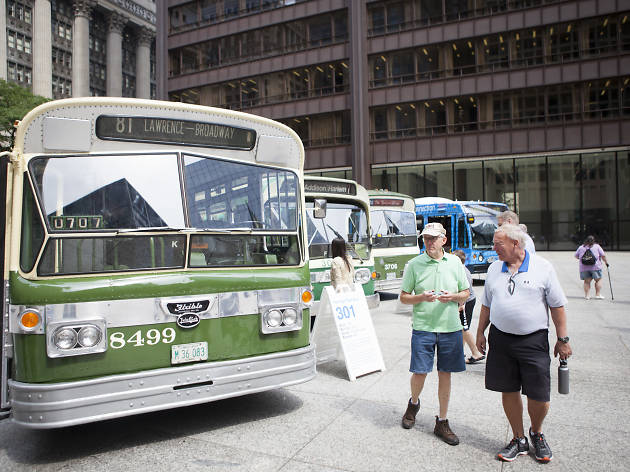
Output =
[
  {"x1": 2, "y1": 0, "x2": 157, "y2": 98},
  {"x1": 161, "y1": 0, "x2": 630, "y2": 249}
]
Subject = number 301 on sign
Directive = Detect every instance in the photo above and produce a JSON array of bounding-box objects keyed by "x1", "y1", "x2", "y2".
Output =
[{"x1": 335, "y1": 305, "x2": 357, "y2": 320}]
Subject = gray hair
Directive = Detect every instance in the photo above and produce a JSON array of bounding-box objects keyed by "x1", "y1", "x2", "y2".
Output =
[
  {"x1": 495, "y1": 223, "x2": 527, "y2": 248},
  {"x1": 518, "y1": 223, "x2": 528, "y2": 233},
  {"x1": 497, "y1": 210, "x2": 519, "y2": 225}
]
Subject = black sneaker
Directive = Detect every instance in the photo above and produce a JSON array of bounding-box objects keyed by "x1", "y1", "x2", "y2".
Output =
[
  {"x1": 529, "y1": 428, "x2": 553, "y2": 462},
  {"x1": 497, "y1": 437, "x2": 529, "y2": 462}
]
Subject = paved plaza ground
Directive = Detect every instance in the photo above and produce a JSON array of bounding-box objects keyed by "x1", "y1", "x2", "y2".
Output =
[{"x1": 0, "y1": 251, "x2": 628, "y2": 471}]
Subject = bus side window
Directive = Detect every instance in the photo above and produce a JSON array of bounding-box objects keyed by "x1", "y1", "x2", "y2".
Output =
[{"x1": 457, "y1": 217, "x2": 468, "y2": 249}]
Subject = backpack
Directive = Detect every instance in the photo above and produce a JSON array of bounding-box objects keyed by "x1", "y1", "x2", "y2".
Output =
[{"x1": 581, "y1": 247, "x2": 596, "y2": 266}]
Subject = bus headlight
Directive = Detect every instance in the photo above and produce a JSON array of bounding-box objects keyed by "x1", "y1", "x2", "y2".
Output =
[
  {"x1": 53, "y1": 328, "x2": 77, "y2": 350},
  {"x1": 78, "y1": 325, "x2": 102, "y2": 348},
  {"x1": 261, "y1": 305, "x2": 303, "y2": 334},
  {"x1": 282, "y1": 308, "x2": 298, "y2": 326},
  {"x1": 47, "y1": 319, "x2": 107, "y2": 358},
  {"x1": 354, "y1": 268, "x2": 371, "y2": 284},
  {"x1": 265, "y1": 309, "x2": 283, "y2": 328},
  {"x1": 478, "y1": 254, "x2": 484, "y2": 262}
]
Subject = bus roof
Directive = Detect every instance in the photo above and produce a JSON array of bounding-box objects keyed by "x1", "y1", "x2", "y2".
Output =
[{"x1": 13, "y1": 97, "x2": 304, "y2": 170}]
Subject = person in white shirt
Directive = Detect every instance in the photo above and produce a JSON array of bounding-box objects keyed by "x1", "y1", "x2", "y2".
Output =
[
  {"x1": 497, "y1": 210, "x2": 536, "y2": 254},
  {"x1": 476, "y1": 224, "x2": 572, "y2": 463},
  {"x1": 330, "y1": 237, "x2": 354, "y2": 290}
]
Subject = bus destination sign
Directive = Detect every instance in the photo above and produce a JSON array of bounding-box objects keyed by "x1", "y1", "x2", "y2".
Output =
[
  {"x1": 370, "y1": 198, "x2": 404, "y2": 207},
  {"x1": 96, "y1": 115, "x2": 256, "y2": 150},
  {"x1": 304, "y1": 179, "x2": 356, "y2": 196}
]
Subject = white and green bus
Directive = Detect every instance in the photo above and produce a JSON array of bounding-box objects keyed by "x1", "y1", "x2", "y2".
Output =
[
  {"x1": 0, "y1": 98, "x2": 315, "y2": 428},
  {"x1": 304, "y1": 176, "x2": 378, "y2": 319},
  {"x1": 368, "y1": 190, "x2": 419, "y2": 292}
]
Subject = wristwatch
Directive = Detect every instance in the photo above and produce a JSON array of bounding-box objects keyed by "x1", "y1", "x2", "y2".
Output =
[{"x1": 557, "y1": 336, "x2": 570, "y2": 343}]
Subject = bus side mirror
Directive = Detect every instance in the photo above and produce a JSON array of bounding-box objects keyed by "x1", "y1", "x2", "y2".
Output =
[
  {"x1": 466, "y1": 213, "x2": 475, "y2": 224},
  {"x1": 313, "y1": 198, "x2": 327, "y2": 218}
]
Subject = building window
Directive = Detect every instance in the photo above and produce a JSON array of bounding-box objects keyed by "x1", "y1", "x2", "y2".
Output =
[
  {"x1": 373, "y1": 107, "x2": 389, "y2": 140},
  {"x1": 549, "y1": 23, "x2": 579, "y2": 62},
  {"x1": 417, "y1": 45, "x2": 441, "y2": 79},
  {"x1": 514, "y1": 29, "x2": 543, "y2": 66},
  {"x1": 547, "y1": 85, "x2": 578, "y2": 121},
  {"x1": 481, "y1": 34, "x2": 508, "y2": 71},
  {"x1": 493, "y1": 95, "x2": 512, "y2": 128},
  {"x1": 451, "y1": 40, "x2": 476, "y2": 75},
  {"x1": 587, "y1": 79, "x2": 619, "y2": 119},
  {"x1": 515, "y1": 88, "x2": 545, "y2": 124},
  {"x1": 395, "y1": 104, "x2": 417, "y2": 137},
  {"x1": 453, "y1": 96, "x2": 478, "y2": 132},
  {"x1": 391, "y1": 51, "x2": 415, "y2": 84},
  {"x1": 371, "y1": 55, "x2": 387, "y2": 87},
  {"x1": 424, "y1": 100, "x2": 446, "y2": 135},
  {"x1": 588, "y1": 17, "x2": 618, "y2": 55}
]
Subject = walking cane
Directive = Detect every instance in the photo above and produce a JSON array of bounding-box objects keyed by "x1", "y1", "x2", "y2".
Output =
[{"x1": 606, "y1": 264, "x2": 614, "y2": 300}]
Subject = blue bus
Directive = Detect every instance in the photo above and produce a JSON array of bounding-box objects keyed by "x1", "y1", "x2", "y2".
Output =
[{"x1": 415, "y1": 198, "x2": 508, "y2": 274}]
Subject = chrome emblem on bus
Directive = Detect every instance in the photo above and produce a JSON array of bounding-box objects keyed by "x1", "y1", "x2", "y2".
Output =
[
  {"x1": 176, "y1": 313, "x2": 201, "y2": 328},
  {"x1": 167, "y1": 300, "x2": 210, "y2": 315}
]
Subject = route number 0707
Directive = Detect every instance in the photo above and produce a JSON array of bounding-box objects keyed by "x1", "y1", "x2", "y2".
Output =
[{"x1": 109, "y1": 327, "x2": 176, "y2": 349}]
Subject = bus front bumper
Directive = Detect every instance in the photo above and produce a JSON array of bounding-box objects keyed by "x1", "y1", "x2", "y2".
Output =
[
  {"x1": 374, "y1": 278, "x2": 402, "y2": 292},
  {"x1": 8, "y1": 345, "x2": 316, "y2": 429}
]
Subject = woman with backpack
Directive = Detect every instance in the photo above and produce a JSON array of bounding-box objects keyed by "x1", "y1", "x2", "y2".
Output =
[{"x1": 574, "y1": 235, "x2": 609, "y2": 300}]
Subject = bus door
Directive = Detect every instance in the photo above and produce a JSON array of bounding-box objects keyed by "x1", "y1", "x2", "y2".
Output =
[{"x1": 455, "y1": 215, "x2": 470, "y2": 253}]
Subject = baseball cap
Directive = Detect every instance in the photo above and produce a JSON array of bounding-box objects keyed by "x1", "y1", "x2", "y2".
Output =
[{"x1": 420, "y1": 222, "x2": 446, "y2": 237}]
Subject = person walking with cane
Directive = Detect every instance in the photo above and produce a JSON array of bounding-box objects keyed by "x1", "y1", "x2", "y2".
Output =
[{"x1": 574, "y1": 235, "x2": 609, "y2": 300}]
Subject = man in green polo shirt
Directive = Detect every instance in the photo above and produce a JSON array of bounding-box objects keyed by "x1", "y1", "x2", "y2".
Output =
[{"x1": 399, "y1": 222, "x2": 470, "y2": 446}]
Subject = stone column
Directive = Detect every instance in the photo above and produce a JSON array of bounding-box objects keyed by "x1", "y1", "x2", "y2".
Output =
[
  {"x1": 72, "y1": 0, "x2": 94, "y2": 97},
  {"x1": 33, "y1": 0, "x2": 53, "y2": 97},
  {"x1": 106, "y1": 12, "x2": 126, "y2": 97},
  {"x1": 0, "y1": 0, "x2": 7, "y2": 80},
  {"x1": 135, "y1": 27, "x2": 154, "y2": 99}
]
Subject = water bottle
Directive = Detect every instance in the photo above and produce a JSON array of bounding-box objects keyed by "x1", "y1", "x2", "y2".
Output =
[{"x1": 558, "y1": 359, "x2": 569, "y2": 394}]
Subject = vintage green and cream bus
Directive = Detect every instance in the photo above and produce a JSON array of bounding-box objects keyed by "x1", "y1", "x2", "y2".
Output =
[
  {"x1": 368, "y1": 190, "x2": 419, "y2": 292},
  {"x1": 0, "y1": 98, "x2": 315, "y2": 428},
  {"x1": 304, "y1": 176, "x2": 378, "y2": 318}
]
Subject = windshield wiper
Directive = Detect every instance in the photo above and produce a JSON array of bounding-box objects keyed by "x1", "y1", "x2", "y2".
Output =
[
  {"x1": 117, "y1": 226, "x2": 185, "y2": 233},
  {"x1": 347, "y1": 244, "x2": 367, "y2": 262},
  {"x1": 326, "y1": 224, "x2": 344, "y2": 240},
  {"x1": 384, "y1": 213, "x2": 401, "y2": 235}
]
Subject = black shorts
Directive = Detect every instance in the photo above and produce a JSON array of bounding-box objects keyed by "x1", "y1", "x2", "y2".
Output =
[
  {"x1": 459, "y1": 299, "x2": 476, "y2": 331},
  {"x1": 485, "y1": 325, "x2": 551, "y2": 402}
]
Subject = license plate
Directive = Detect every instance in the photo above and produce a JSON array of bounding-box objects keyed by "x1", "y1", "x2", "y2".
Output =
[
  {"x1": 171, "y1": 342, "x2": 208, "y2": 365},
  {"x1": 386, "y1": 272, "x2": 396, "y2": 280}
]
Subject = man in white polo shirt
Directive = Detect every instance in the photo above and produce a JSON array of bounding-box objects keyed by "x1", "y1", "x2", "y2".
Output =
[
  {"x1": 497, "y1": 210, "x2": 536, "y2": 254},
  {"x1": 476, "y1": 224, "x2": 572, "y2": 463}
]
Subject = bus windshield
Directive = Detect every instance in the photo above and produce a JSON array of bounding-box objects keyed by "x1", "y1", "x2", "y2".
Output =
[
  {"x1": 306, "y1": 202, "x2": 370, "y2": 260},
  {"x1": 30, "y1": 154, "x2": 298, "y2": 232},
  {"x1": 462, "y1": 203, "x2": 504, "y2": 249},
  {"x1": 29, "y1": 154, "x2": 300, "y2": 274},
  {"x1": 371, "y1": 210, "x2": 417, "y2": 248}
]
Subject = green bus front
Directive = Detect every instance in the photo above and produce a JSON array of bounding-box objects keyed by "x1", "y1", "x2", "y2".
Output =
[
  {"x1": 369, "y1": 191, "x2": 420, "y2": 292},
  {"x1": 1, "y1": 99, "x2": 315, "y2": 428}
]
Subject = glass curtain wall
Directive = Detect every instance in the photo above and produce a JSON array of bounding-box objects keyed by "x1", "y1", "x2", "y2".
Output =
[{"x1": 370, "y1": 150, "x2": 629, "y2": 249}]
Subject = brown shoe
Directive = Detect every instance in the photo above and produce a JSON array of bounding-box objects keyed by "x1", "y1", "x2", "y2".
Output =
[
  {"x1": 434, "y1": 416, "x2": 459, "y2": 445},
  {"x1": 401, "y1": 399, "x2": 420, "y2": 429}
]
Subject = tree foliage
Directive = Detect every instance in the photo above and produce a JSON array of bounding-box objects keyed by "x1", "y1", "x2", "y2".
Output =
[{"x1": 0, "y1": 79, "x2": 50, "y2": 152}]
